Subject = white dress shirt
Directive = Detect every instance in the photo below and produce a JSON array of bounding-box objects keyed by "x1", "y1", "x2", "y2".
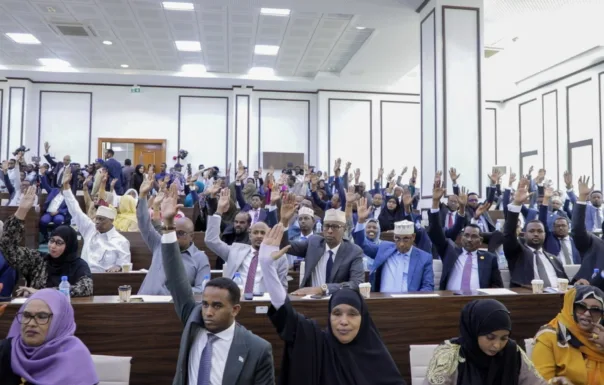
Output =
[
  {"x1": 527, "y1": 245, "x2": 558, "y2": 288},
  {"x1": 446, "y1": 249, "x2": 480, "y2": 291},
  {"x1": 237, "y1": 247, "x2": 264, "y2": 293},
  {"x1": 373, "y1": 206, "x2": 382, "y2": 219},
  {"x1": 311, "y1": 243, "x2": 341, "y2": 287},
  {"x1": 63, "y1": 189, "x2": 131, "y2": 272},
  {"x1": 557, "y1": 237, "x2": 573, "y2": 266},
  {"x1": 250, "y1": 208, "x2": 262, "y2": 224},
  {"x1": 188, "y1": 321, "x2": 235, "y2": 385}
]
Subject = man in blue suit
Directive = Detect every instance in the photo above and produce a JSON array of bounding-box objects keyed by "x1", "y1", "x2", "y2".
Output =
[
  {"x1": 428, "y1": 181, "x2": 502, "y2": 291},
  {"x1": 353, "y1": 197, "x2": 433, "y2": 292},
  {"x1": 540, "y1": 187, "x2": 581, "y2": 265},
  {"x1": 104, "y1": 148, "x2": 124, "y2": 195}
]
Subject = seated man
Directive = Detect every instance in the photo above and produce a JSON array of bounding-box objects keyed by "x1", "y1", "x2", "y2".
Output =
[
  {"x1": 159, "y1": 187, "x2": 274, "y2": 385},
  {"x1": 353, "y1": 197, "x2": 433, "y2": 292},
  {"x1": 540, "y1": 187, "x2": 580, "y2": 266},
  {"x1": 39, "y1": 171, "x2": 69, "y2": 239},
  {"x1": 206, "y1": 188, "x2": 288, "y2": 293},
  {"x1": 62, "y1": 166, "x2": 131, "y2": 273},
  {"x1": 279, "y1": 193, "x2": 364, "y2": 295},
  {"x1": 428, "y1": 181, "x2": 502, "y2": 291},
  {"x1": 137, "y1": 180, "x2": 210, "y2": 295}
]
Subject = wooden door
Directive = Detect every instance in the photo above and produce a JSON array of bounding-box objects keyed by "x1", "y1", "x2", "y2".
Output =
[{"x1": 134, "y1": 143, "x2": 163, "y2": 172}]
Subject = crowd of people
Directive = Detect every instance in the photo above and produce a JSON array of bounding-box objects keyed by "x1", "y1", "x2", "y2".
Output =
[{"x1": 0, "y1": 142, "x2": 604, "y2": 384}]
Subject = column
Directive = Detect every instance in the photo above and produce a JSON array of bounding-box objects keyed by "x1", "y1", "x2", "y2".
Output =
[
  {"x1": 232, "y1": 87, "x2": 252, "y2": 169},
  {"x1": 420, "y1": 0, "x2": 484, "y2": 197}
]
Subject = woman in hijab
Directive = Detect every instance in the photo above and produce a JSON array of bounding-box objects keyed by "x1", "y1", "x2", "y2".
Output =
[
  {"x1": 533, "y1": 286, "x2": 604, "y2": 385},
  {"x1": 131, "y1": 164, "x2": 145, "y2": 193},
  {"x1": 424, "y1": 299, "x2": 572, "y2": 385},
  {"x1": 378, "y1": 196, "x2": 404, "y2": 232},
  {"x1": 0, "y1": 288, "x2": 98, "y2": 384},
  {"x1": 258, "y1": 224, "x2": 405, "y2": 385},
  {"x1": 0, "y1": 187, "x2": 92, "y2": 297},
  {"x1": 184, "y1": 181, "x2": 204, "y2": 208},
  {"x1": 114, "y1": 194, "x2": 139, "y2": 232},
  {"x1": 362, "y1": 218, "x2": 381, "y2": 271}
]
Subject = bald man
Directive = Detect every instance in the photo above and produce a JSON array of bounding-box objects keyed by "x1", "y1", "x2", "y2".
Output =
[
  {"x1": 136, "y1": 194, "x2": 210, "y2": 295},
  {"x1": 206, "y1": 188, "x2": 289, "y2": 293}
]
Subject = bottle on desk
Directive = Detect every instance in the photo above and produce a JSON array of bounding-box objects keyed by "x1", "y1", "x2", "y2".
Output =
[
  {"x1": 201, "y1": 275, "x2": 210, "y2": 292},
  {"x1": 233, "y1": 273, "x2": 244, "y2": 297},
  {"x1": 592, "y1": 268, "x2": 600, "y2": 280},
  {"x1": 59, "y1": 276, "x2": 70, "y2": 302}
]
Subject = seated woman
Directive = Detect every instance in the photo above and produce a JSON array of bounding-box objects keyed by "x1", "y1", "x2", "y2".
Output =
[
  {"x1": 0, "y1": 288, "x2": 98, "y2": 384},
  {"x1": 258, "y1": 224, "x2": 405, "y2": 385},
  {"x1": 424, "y1": 299, "x2": 572, "y2": 385},
  {"x1": 378, "y1": 196, "x2": 404, "y2": 232},
  {"x1": 533, "y1": 286, "x2": 604, "y2": 385},
  {"x1": 114, "y1": 194, "x2": 139, "y2": 232},
  {"x1": 0, "y1": 186, "x2": 92, "y2": 297}
]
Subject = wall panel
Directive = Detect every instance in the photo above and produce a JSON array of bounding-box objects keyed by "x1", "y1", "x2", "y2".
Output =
[
  {"x1": 7, "y1": 87, "x2": 25, "y2": 160},
  {"x1": 420, "y1": 9, "x2": 436, "y2": 198},
  {"x1": 542, "y1": 91, "x2": 559, "y2": 186},
  {"x1": 235, "y1": 95, "x2": 250, "y2": 167},
  {"x1": 482, "y1": 108, "x2": 497, "y2": 193},
  {"x1": 519, "y1": 99, "x2": 542, "y2": 172}
]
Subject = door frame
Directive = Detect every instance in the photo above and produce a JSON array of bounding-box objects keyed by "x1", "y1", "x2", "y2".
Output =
[{"x1": 97, "y1": 138, "x2": 167, "y2": 166}]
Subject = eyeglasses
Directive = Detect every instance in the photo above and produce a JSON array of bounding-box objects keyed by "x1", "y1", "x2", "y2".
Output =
[
  {"x1": 48, "y1": 238, "x2": 65, "y2": 246},
  {"x1": 17, "y1": 311, "x2": 53, "y2": 325},
  {"x1": 324, "y1": 224, "x2": 343, "y2": 231},
  {"x1": 575, "y1": 302, "x2": 604, "y2": 320},
  {"x1": 176, "y1": 230, "x2": 192, "y2": 237}
]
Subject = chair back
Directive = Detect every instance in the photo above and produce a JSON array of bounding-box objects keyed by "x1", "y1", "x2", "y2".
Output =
[
  {"x1": 92, "y1": 354, "x2": 132, "y2": 385},
  {"x1": 410, "y1": 344, "x2": 438, "y2": 385},
  {"x1": 433, "y1": 259, "x2": 443, "y2": 288}
]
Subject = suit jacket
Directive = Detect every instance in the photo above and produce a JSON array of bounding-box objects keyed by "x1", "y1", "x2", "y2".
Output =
[
  {"x1": 454, "y1": 184, "x2": 496, "y2": 232},
  {"x1": 104, "y1": 158, "x2": 124, "y2": 195},
  {"x1": 43, "y1": 155, "x2": 77, "y2": 193},
  {"x1": 280, "y1": 233, "x2": 364, "y2": 293},
  {"x1": 503, "y1": 208, "x2": 568, "y2": 286},
  {"x1": 40, "y1": 174, "x2": 69, "y2": 219},
  {"x1": 428, "y1": 211, "x2": 502, "y2": 290},
  {"x1": 205, "y1": 215, "x2": 289, "y2": 291},
  {"x1": 161, "y1": 238, "x2": 274, "y2": 385},
  {"x1": 568, "y1": 190, "x2": 601, "y2": 231},
  {"x1": 540, "y1": 204, "x2": 581, "y2": 264},
  {"x1": 571, "y1": 203, "x2": 604, "y2": 282}
]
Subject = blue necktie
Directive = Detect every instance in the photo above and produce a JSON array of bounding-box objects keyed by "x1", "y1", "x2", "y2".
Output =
[
  {"x1": 197, "y1": 334, "x2": 217, "y2": 385},
  {"x1": 326, "y1": 250, "x2": 334, "y2": 283}
]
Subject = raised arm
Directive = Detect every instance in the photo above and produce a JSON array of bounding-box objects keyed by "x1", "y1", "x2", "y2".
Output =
[
  {"x1": 503, "y1": 182, "x2": 529, "y2": 267},
  {"x1": 279, "y1": 193, "x2": 309, "y2": 257},
  {"x1": 572, "y1": 176, "x2": 594, "y2": 253},
  {"x1": 136, "y1": 174, "x2": 162, "y2": 250},
  {"x1": 353, "y1": 197, "x2": 378, "y2": 258},
  {"x1": 204, "y1": 188, "x2": 233, "y2": 260},
  {"x1": 61, "y1": 167, "x2": 96, "y2": 239}
]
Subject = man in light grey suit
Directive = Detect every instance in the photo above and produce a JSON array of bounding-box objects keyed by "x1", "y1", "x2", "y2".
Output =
[
  {"x1": 206, "y1": 188, "x2": 289, "y2": 293},
  {"x1": 279, "y1": 193, "x2": 365, "y2": 296},
  {"x1": 159, "y1": 184, "x2": 274, "y2": 385}
]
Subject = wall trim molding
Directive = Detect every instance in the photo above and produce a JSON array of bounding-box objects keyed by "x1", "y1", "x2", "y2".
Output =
[
  {"x1": 257, "y1": 98, "x2": 311, "y2": 168},
  {"x1": 565, "y1": 78, "x2": 593, "y2": 176},
  {"x1": 380, "y1": 100, "x2": 420, "y2": 173},
  {"x1": 599, "y1": 72, "x2": 604, "y2": 187},
  {"x1": 233, "y1": 95, "x2": 250, "y2": 168},
  {"x1": 420, "y1": 8, "x2": 436, "y2": 199},
  {"x1": 7, "y1": 87, "x2": 25, "y2": 160},
  {"x1": 486, "y1": 107, "x2": 498, "y2": 164},
  {"x1": 518, "y1": 98, "x2": 537, "y2": 173},
  {"x1": 541, "y1": 89, "x2": 559, "y2": 186}
]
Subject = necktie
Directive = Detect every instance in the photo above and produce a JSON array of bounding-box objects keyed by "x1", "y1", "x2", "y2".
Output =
[
  {"x1": 448, "y1": 212, "x2": 454, "y2": 228},
  {"x1": 534, "y1": 251, "x2": 552, "y2": 288},
  {"x1": 560, "y1": 239, "x2": 572, "y2": 265},
  {"x1": 244, "y1": 250, "x2": 259, "y2": 294},
  {"x1": 460, "y1": 252, "x2": 473, "y2": 291},
  {"x1": 326, "y1": 250, "x2": 334, "y2": 283},
  {"x1": 197, "y1": 333, "x2": 217, "y2": 385},
  {"x1": 253, "y1": 210, "x2": 260, "y2": 224}
]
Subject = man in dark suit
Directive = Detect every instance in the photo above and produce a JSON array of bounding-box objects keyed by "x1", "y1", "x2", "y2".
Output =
[
  {"x1": 540, "y1": 186, "x2": 581, "y2": 266},
  {"x1": 104, "y1": 148, "x2": 124, "y2": 195},
  {"x1": 503, "y1": 180, "x2": 568, "y2": 288},
  {"x1": 279, "y1": 193, "x2": 364, "y2": 295},
  {"x1": 428, "y1": 181, "x2": 502, "y2": 290},
  {"x1": 159, "y1": 186, "x2": 274, "y2": 385},
  {"x1": 43, "y1": 141, "x2": 77, "y2": 193}
]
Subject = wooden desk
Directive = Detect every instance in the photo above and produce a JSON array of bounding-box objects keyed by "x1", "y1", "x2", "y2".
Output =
[{"x1": 0, "y1": 290, "x2": 563, "y2": 385}]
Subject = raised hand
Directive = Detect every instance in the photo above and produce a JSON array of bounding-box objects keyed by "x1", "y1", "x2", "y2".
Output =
[
  {"x1": 449, "y1": 167, "x2": 460, "y2": 183},
  {"x1": 403, "y1": 191, "x2": 414, "y2": 207},
  {"x1": 153, "y1": 191, "x2": 165, "y2": 208},
  {"x1": 488, "y1": 169, "x2": 501, "y2": 185},
  {"x1": 1, "y1": 161, "x2": 7, "y2": 175},
  {"x1": 139, "y1": 173, "x2": 154, "y2": 196},
  {"x1": 536, "y1": 168, "x2": 546, "y2": 184},
  {"x1": 400, "y1": 166, "x2": 408, "y2": 176},
  {"x1": 345, "y1": 185, "x2": 357, "y2": 203},
  {"x1": 513, "y1": 184, "x2": 530, "y2": 205},
  {"x1": 544, "y1": 186, "x2": 554, "y2": 199},
  {"x1": 344, "y1": 161, "x2": 351, "y2": 171},
  {"x1": 387, "y1": 169, "x2": 396, "y2": 180},
  {"x1": 564, "y1": 171, "x2": 573, "y2": 189},
  {"x1": 100, "y1": 170, "x2": 108, "y2": 185},
  {"x1": 206, "y1": 181, "x2": 221, "y2": 196},
  {"x1": 19, "y1": 186, "x2": 37, "y2": 211},
  {"x1": 160, "y1": 183, "x2": 182, "y2": 222},
  {"x1": 434, "y1": 170, "x2": 443, "y2": 184},
  {"x1": 475, "y1": 202, "x2": 491, "y2": 219},
  {"x1": 432, "y1": 177, "x2": 446, "y2": 201},
  {"x1": 508, "y1": 169, "x2": 517, "y2": 187},
  {"x1": 357, "y1": 197, "x2": 371, "y2": 223},
  {"x1": 263, "y1": 223, "x2": 285, "y2": 248},
  {"x1": 377, "y1": 168, "x2": 384, "y2": 179},
  {"x1": 528, "y1": 165, "x2": 534, "y2": 176},
  {"x1": 578, "y1": 175, "x2": 594, "y2": 201},
  {"x1": 280, "y1": 192, "x2": 297, "y2": 224},
  {"x1": 458, "y1": 186, "x2": 468, "y2": 207},
  {"x1": 216, "y1": 188, "x2": 231, "y2": 214},
  {"x1": 62, "y1": 165, "x2": 73, "y2": 190},
  {"x1": 44, "y1": 141, "x2": 50, "y2": 154},
  {"x1": 270, "y1": 187, "x2": 281, "y2": 205},
  {"x1": 354, "y1": 168, "x2": 361, "y2": 179}
]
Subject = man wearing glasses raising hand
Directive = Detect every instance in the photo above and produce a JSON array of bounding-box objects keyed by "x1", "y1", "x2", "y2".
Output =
[{"x1": 279, "y1": 193, "x2": 364, "y2": 296}]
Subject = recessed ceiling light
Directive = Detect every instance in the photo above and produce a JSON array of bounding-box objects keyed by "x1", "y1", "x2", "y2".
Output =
[
  {"x1": 254, "y1": 45, "x2": 279, "y2": 56},
  {"x1": 249, "y1": 67, "x2": 275, "y2": 76},
  {"x1": 175, "y1": 40, "x2": 201, "y2": 52},
  {"x1": 260, "y1": 8, "x2": 290, "y2": 16},
  {"x1": 181, "y1": 64, "x2": 207, "y2": 73},
  {"x1": 355, "y1": 26, "x2": 367, "y2": 30},
  {"x1": 102, "y1": 40, "x2": 113, "y2": 45},
  {"x1": 6, "y1": 33, "x2": 40, "y2": 44},
  {"x1": 39, "y1": 58, "x2": 71, "y2": 67},
  {"x1": 121, "y1": 64, "x2": 129, "y2": 68},
  {"x1": 162, "y1": 2, "x2": 194, "y2": 11}
]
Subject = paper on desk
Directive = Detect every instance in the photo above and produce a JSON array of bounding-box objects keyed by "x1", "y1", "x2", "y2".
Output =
[
  {"x1": 477, "y1": 288, "x2": 517, "y2": 295},
  {"x1": 390, "y1": 293, "x2": 440, "y2": 298},
  {"x1": 135, "y1": 269, "x2": 148, "y2": 273},
  {"x1": 301, "y1": 295, "x2": 331, "y2": 300},
  {"x1": 10, "y1": 298, "x2": 27, "y2": 304},
  {"x1": 130, "y1": 295, "x2": 172, "y2": 303},
  {"x1": 251, "y1": 293, "x2": 271, "y2": 301}
]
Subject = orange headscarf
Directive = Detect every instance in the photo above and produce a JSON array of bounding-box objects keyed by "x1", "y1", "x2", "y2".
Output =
[{"x1": 549, "y1": 287, "x2": 604, "y2": 385}]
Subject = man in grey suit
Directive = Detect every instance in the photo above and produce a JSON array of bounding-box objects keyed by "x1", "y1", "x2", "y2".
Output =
[
  {"x1": 159, "y1": 184, "x2": 275, "y2": 385},
  {"x1": 279, "y1": 193, "x2": 364, "y2": 296}
]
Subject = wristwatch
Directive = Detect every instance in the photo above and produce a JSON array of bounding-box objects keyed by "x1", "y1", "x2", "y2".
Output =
[
  {"x1": 161, "y1": 225, "x2": 176, "y2": 231},
  {"x1": 321, "y1": 284, "x2": 329, "y2": 296}
]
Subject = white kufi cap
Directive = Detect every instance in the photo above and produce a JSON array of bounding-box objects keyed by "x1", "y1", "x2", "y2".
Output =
[
  {"x1": 324, "y1": 209, "x2": 346, "y2": 224},
  {"x1": 298, "y1": 206, "x2": 314, "y2": 218},
  {"x1": 394, "y1": 220, "x2": 414, "y2": 235},
  {"x1": 96, "y1": 206, "x2": 117, "y2": 220}
]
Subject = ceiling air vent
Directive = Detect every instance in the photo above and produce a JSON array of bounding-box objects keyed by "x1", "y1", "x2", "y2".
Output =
[{"x1": 49, "y1": 23, "x2": 98, "y2": 37}]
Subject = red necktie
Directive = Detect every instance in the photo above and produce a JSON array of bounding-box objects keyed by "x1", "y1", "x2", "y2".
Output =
[
  {"x1": 244, "y1": 251, "x2": 259, "y2": 294},
  {"x1": 448, "y1": 212, "x2": 454, "y2": 228}
]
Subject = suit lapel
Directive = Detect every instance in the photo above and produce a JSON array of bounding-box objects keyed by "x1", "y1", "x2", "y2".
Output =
[
  {"x1": 222, "y1": 324, "x2": 249, "y2": 385},
  {"x1": 476, "y1": 251, "x2": 488, "y2": 287},
  {"x1": 543, "y1": 250, "x2": 565, "y2": 278}
]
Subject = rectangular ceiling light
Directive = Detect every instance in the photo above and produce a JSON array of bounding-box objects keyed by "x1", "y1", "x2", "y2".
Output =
[
  {"x1": 175, "y1": 40, "x2": 201, "y2": 52},
  {"x1": 6, "y1": 33, "x2": 40, "y2": 44},
  {"x1": 162, "y1": 2, "x2": 194, "y2": 11},
  {"x1": 249, "y1": 67, "x2": 275, "y2": 76},
  {"x1": 181, "y1": 64, "x2": 206, "y2": 73},
  {"x1": 39, "y1": 58, "x2": 71, "y2": 67},
  {"x1": 254, "y1": 45, "x2": 279, "y2": 55},
  {"x1": 260, "y1": 8, "x2": 290, "y2": 16}
]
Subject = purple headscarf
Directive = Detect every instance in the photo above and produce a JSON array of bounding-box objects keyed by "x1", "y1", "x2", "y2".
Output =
[{"x1": 7, "y1": 289, "x2": 98, "y2": 385}]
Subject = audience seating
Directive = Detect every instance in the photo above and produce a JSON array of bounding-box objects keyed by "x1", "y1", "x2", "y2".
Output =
[
  {"x1": 410, "y1": 345, "x2": 438, "y2": 385},
  {"x1": 92, "y1": 354, "x2": 132, "y2": 385},
  {"x1": 501, "y1": 270, "x2": 511, "y2": 288}
]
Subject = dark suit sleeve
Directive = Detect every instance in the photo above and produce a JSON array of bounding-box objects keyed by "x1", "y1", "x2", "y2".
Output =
[
  {"x1": 572, "y1": 203, "x2": 592, "y2": 253},
  {"x1": 327, "y1": 245, "x2": 364, "y2": 293},
  {"x1": 538, "y1": 204, "x2": 551, "y2": 237},
  {"x1": 279, "y1": 232, "x2": 308, "y2": 257},
  {"x1": 162, "y1": 235, "x2": 197, "y2": 326},
  {"x1": 265, "y1": 209, "x2": 278, "y2": 228},
  {"x1": 502, "y1": 209, "x2": 523, "y2": 268},
  {"x1": 428, "y1": 211, "x2": 449, "y2": 258},
  {"x1": 490, "y1": 256, "x2": 503, "y2": 288},
  {"x1": 444, "y1": 212, "x2": 465, "y2": 240},
  {"x1": 44, "y1": 154, "x2": 58, "y2": 168},
  {"x1": 253, "y1": 343, "x2": 275, "y2": 385}
]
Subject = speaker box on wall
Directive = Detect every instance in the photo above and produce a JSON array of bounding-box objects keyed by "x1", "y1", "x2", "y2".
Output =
[{"x1": 262, "y1": 152, "x2": 305, "y2": 169}]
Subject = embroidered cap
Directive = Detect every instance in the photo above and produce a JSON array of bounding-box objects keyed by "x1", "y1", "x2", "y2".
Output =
[
  {"x1": 324, "y1": 209, "x2": 345, "y2": 224},
  {"x1": 298, "y1": 207, "x2": 314, "y2": 218},
  {"x1": 96, "y1": 206, "x2": 117, "y2": 220},
  {"x1": 394, "y1": 220, "x2": 414, "y2": 235}
]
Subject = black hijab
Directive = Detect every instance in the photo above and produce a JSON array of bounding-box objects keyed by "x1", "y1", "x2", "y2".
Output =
[
  {"x1": 45, "y1": 226, "x2": 91, "y2": 288},
  {"x1": 270, "y1": 288, "x2": 404, "y2": 385},
  {"x1": 378, "y1": 197, "x2": 404, "y2": 232},
  {"x1": 131, "y1": 164, "x2": 144, "y2": 193},
  {"x1": 452, "y1": 299, "x2": 519, "y2": 385}
]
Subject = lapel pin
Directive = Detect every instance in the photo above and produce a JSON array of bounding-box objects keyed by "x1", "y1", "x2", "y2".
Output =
[
  {"x1": 238, "y1": 356, "x2": 244, "y2": 363},
  {"x1": 480, "y1": 256, "x2": 484, "y2": 260}
]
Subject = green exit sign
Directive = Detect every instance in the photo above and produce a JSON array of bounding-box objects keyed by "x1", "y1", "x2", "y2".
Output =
[{"x1": 130, "y1": 86, "x2": 141, "y2": 93}]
